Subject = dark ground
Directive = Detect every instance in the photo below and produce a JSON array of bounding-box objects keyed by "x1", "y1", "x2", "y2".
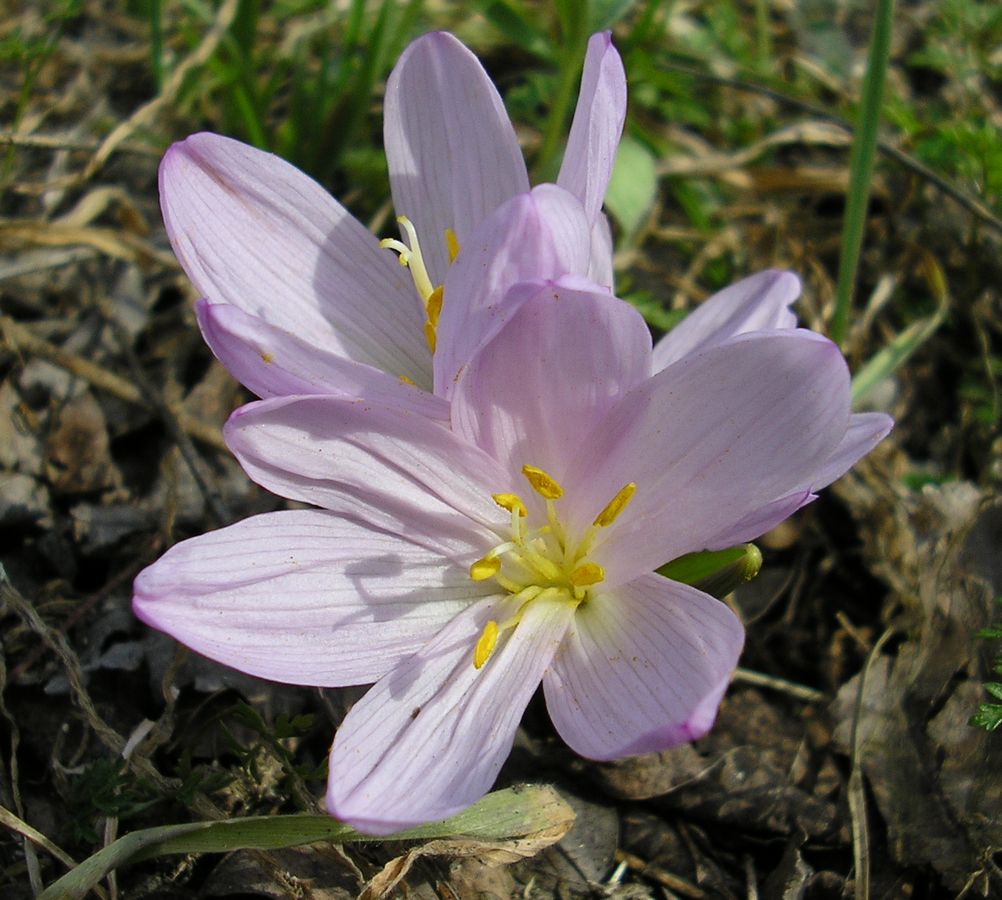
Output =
[{"x1": 1, "y1": 3, "x2": 1000, "y2": 897}]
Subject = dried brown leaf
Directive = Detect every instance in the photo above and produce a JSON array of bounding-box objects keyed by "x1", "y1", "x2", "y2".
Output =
[{"x1": 360, "y1": 823, "x2": 572, "y2": 900}]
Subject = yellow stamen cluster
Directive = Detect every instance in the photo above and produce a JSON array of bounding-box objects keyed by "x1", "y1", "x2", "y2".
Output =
[
  {"x1": 469, "y1": 465, "x2": 637, "y2": 669},
  {"x1": 379, "y1": 217, "x2": 459, "y2": 353}
]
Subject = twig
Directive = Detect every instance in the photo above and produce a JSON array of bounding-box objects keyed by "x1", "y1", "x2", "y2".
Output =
[
  {"x1": 847, "y1": 627, "x2": 895, "y2": 900},
  {"x1": 0, "y1": 570, "x2": 226, "y2": 824},
  {"x1": 0, "y1": 632, "x2": 44, "y2": 895},
  {"x1": 0, "y1": 315, "x2": 227, "y2": 453},
  {"x1": 11, "y1": 561, "x2": 143, "y2": 682},
  {"x1": 80, "y1": 0, "x2": 239, "y2": 183},
  {"x1": 614, "y1": 849, "x2": 705, "y2": 898},
  {"x1": 0, "y1": 131, "x2": 159, "y2": 156},
  {"x1": 657, "y1": 61, "x2": 1002, "y2": 235},
  {"x1": 94, "y1": 296, "x2": 230, "y2": 527},
  {"x1": 835, "y1": 610, "x2": 873, "y2": 653},
  {"x1": 733, "y1": 667, "x2": 826, "y2": 703}
]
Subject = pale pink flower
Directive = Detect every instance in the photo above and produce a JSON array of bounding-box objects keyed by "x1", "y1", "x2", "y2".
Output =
[
  {"x1": 157, "y1": 32, "x2": 625, "y2": 417},
  {"x1": 133, "y1": 272, "x2": 892, "y2": 834}
]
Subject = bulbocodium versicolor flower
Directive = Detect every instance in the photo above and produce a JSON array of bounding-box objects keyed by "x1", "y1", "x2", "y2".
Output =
[
  {"x1": 135, "y1": 31, "x2": 893, "y2": 834},
  {"x1": 158, "y1": 30, "x2": 625, "y2": 418}
]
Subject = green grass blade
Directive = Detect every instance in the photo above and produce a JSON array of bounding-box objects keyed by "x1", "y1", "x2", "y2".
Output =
[
  {"x1": 535, "y1": 0, "x2": 591, "y2": 178},
  {"x1": 474, "y1": 0, "x2": 552, "y2": 59},
  {"x1": 39, "y1": 785, "x2": 572, "y2": 900},
  {"x1": 850, "y1": 304, "x2": 947, "y2": 408},
  {"x1": 830, "y1": 0, "x2": 895, "y2": 347}
]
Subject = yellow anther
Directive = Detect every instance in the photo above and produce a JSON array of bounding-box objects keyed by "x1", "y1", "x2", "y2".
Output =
[
  {"x1": 445, "y1": 228, "x2": 460, "y2": 263},
  {"x1": 473, "y1": 620, "x2": 499, "y2": 669},
  {"x1": 522, "y1": 464, "x2": 563, "y2": 500},
  {"x1": 469, "y1": 555, "x2": 501, "y2": 581},
  {"x1": 426, "y1": 285, "x2": 443, "y2": 327},
  {"x1": 492, "y1": 493, "x2": 527, "y2": 517},
  {"x1": 398, "y1": 374, "x2": 416, "y2": 385},
  {"x1": 593, "y1": 482, "x2": 637, "y2": 527},
  {"x1": 423, "y1": 320, "x2": 437, "y2": 353},
  {"x1": 569, "y1": 562, "x2": 605, "y2": 587}
]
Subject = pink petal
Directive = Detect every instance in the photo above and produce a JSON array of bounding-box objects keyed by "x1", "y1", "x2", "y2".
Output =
[
  {"x1": 384, "y1": 32, "x2": 530, "y2": 287},
  {"x1": 651, "y1": 270, "x2": 800, "y2": 372},
  {"x1": 544, "y1": 573, "x2": 743, "y2": 760},
  {"x1": 810, "y1": 411, "x2": 893, "y2": 489},
  {"x1": 196, "y1": 301, "x2": 447, "y2": 420},
  {"x1": 587, "y1": 212, "x2": 615, "y2": 290},
  {"x1": 160, "y1": 133, "x2": 429, "y2": 381},
  {"x1": 224, "y1": 395, "x2": 513, "y2": 538},
  {"x1": 557, "y1": 32, "x2": 627, "y2": 224},
  {"x1": 702, "y1": 491, "x2": 816, "y2": 549},
  {"x1": 564, "y1": 330, "x2": 852, "y2": 583},
  {"x1": 133, "y1": 510, "x2": 490, "y2": 686},
  {"x1": 327, "y1": 592, "x2": 575, "y2": 833},
  {"x1": 451, "y1": 279, "x2": 651, "y2": 491},
  {"x1": 702, "y1": 411, "x2": 891, "y2": 548},
  {"x1": 433, "y1": 184, "x2": 593, "y2": 398}
]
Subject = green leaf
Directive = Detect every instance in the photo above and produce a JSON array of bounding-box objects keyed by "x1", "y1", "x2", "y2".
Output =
[
  {"x1": 473, "y1": 0, "x2": 552, "y2": 59},
  {"x1": 621, "y1": 289, "x2": 687, "y2": 332},
  {"x1": 589, "y1": 0, "x2": 639, "y2": 31},
  {"x1": 604, "y1": 136, "x2": 658, "y2": 237},
  {"x1": 39, "y1": 785, "x2": 573, "y2": 900},
  {"x1": 970, "y1": 704, "x2": 1002, "y2": 732},
  {"x1": 830, "y1": 0, "x2": 895, "y2": 346},
  {"x1": 984, "y1": 682, "x2": 1002, "y2": 702},
  {"x1": 850, "y1": 302, "x2": 947, "y2": 408}
]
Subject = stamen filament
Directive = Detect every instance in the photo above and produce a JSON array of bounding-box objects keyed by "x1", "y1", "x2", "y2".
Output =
[
  {"x1": 545, "y1": 498, "x2": 565, "y2": 547},
  {"x1": 394, "y1": 216, "x2": 435, "y2": 301},
  {"x1": 379, "y1": 238, "x2": 411, "y2": 259}
]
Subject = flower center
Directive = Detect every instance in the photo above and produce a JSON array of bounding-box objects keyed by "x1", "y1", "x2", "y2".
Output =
[
  {"x1": 468, "y1": 465, "x2": 636, "y2": 669},
  {"x1": 380, "y1": 216, "x2": 459, "y2": 353}
]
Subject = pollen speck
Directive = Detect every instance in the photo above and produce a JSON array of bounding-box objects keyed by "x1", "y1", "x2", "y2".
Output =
[{"x1": 260, "y1": 351, "x2": 274, "y2": 364}]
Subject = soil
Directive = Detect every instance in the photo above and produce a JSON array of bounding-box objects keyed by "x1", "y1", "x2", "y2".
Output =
[{"x1": 1, "y1": 4, "x2": 1000, "y2": 898}]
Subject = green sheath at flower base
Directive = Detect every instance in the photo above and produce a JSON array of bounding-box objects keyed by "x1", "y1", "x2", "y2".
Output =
[{"x1": 658, "y1": 544, "x2": 763, "y2": 599}]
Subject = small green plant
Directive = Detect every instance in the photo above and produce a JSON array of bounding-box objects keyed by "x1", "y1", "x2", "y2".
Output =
[
  {"x1": 64, "y1": 759, "x2": 160, "y2": 843},
  {"x1": 970, "y1": 597, "x2": 1002, "y2": 732}
]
